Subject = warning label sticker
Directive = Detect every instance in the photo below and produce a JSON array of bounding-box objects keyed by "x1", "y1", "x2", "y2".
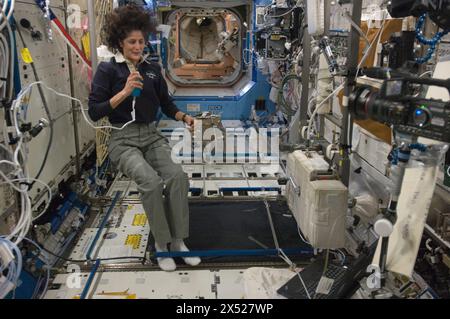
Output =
[
  {"x1": 132, "y1": 214, "x2": 147, "y2": 226},
  {"x1": 125, "y1": 234, "x2": 142, "y2": 249}
]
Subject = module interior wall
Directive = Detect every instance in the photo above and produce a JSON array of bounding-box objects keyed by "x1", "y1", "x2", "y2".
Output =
[{"x1": 14, "y1": 1, "x2": 77, "y2": 201}]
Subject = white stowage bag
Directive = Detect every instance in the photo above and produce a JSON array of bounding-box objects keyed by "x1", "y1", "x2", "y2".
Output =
[
  {"x1": 243, "y1": 267, "x2": 300, "y2": 299},
  {"x1": 286, "y1": 151, "x2": 348, "y2": 249},
  {"x1": 354, "y1": 193, "x2": 379, "y2": 223},
  {"x1": 372, "y1": 144, "x2": 448, "y2": 278},
  {"x1": 307, "y1": 0, "x2": 325, "y2": 36},
  {"x1": 373, "y1": 165, "x2": 439, "y2": 278},
  {"x1": 97, "y1": 45, "x2": 114, "y2": 62}
]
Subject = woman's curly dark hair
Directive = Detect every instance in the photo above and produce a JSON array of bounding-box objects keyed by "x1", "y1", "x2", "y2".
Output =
[{"x1": 102, "y1": 5, "x2": 157, "y2": 53}]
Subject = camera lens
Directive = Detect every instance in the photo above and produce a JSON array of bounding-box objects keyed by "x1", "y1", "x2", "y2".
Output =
[
  {"x1": 348, "y1": 86, "x2": 378, "y2": 120},
  {"x1": 412, "y1": 106, "x2": 431, "y2": 127},
  {"x1": 370, "y1": 99, "x2": 405, "y2": 124}
]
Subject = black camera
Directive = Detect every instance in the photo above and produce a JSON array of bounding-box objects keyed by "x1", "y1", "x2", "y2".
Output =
[
  {"x1": 348, "y1": 68, "x2": 450, "y2": 142},
  {"x1": 388, "y1": 0, "x2": 450, "y2": 30}
]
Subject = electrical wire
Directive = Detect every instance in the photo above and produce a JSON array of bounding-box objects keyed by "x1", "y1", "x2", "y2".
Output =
[
  {"x1": 0, "y1": 177, "x2": 52, "y2": 220},
  {"x1": 19, "y1": 240, "x2": 144, "y2": 301},
  {"x1": 306, "y1": 82, "x2": 344, "y2": 138},
  {"x1": 277, "y1": 247, "x2": 312, "y2": 299},
  {"x1": 0, "y1": 236, "x2": 22, "y2": 299},
  {"x1": 356, "y1": 20, "x2": 386, "y2": 78},
  {"x1": 419, "y1": 70, "x2": 433, "y2": 78},
  {"x1": 31, "y1": 271, "x2": 43, "y2": 299},
  {"x1": 0, "y1": 32, "x2": 10, "y2": 99},
  {"x1": 13, "y1": 18, "x2": 54, "y2": 186},
  {"x1": 311, "y1": 248, "x2": 330, "y2": 299},
  {"x1": 287, "y1": 204, "x2": 345, "y2": 298},
  {"x1": 334, "y1": 249, "x2": 346, "y2": 265},
  {"x1": 0, "y1": 0, "x2": 15, "y2": 31},
  {"x1": 21, "y1": 237, "x2": 51, "y2": 299},
  {"x1": 1, "y1": 176, "x2": 32, "y2": 244},
  {"x1": 278, "y1": 73, "x2": 302, "y2": 117},
  {"x1": 297, "y1": 226, "x2": 311, "y2": 245},
  {"x1": 0, "y1": 135, "x2": 33, "y2": 245},
  {"x1": 39, "y1": 265, "x2": 50, "y2": 299},
  {"x1": 264, "y1": 5, "x2": 297, "y2": 20},
  {"x1": 22, "y1": 236, "x2": 144, "y2": 264},
  {"x1": 0, "y1": 8, "x2": 15, "y2": 104},
  {"x1": 337, "y1": 3, "x2": 370, "y2": 46},
  {"x1": 305, "y1": 20, "x2": 386, "y2": 140},
  {"x1": 2, "y1": 76, "x2": 137, "y2": 245},
  {"x1": 4, "y1": 11, "x2": 14, "y2": 103},
  {"x1": 1, "y1": 90, "x2": 54, "y2": 245},
  {"x1": 12, "y1": 80, "x2": 136, "y2": 130},
  {"x1": 307, "y1": 96, "x2": 316, "y2": 116}
]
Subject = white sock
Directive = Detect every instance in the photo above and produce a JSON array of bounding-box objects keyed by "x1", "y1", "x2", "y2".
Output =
[
  {"x1": 171, "y1": 239, "x2": 201, "y2": 266},
  {"x1": 155, "y1": 241, "x2": 176, "y2": 271}
]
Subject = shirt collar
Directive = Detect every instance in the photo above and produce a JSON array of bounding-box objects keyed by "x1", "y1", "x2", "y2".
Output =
[
  {"x1": 114, "y1": 51, "x2": 147, "y2": 65},
  {"x1": 114, "y1": 52, "x2": 127, "y2": 63}
]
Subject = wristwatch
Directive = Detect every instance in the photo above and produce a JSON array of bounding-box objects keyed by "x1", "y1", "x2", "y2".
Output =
[{"x1": 181, "y1": 113, "x2": 187, "y2": 122}]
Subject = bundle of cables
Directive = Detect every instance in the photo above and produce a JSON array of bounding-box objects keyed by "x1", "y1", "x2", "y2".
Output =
[
  {"x1": 277, "y1": 73, "x2": 302, "y2": 117},
  {"x1": 0, "y1": 80, "x2": 54, "y2": 299},
  {"x1": 305, "y1": 19, "x2": 387, "y2": 141},
  {"x1": 0, "y1": 237, "x2": 22, "y2": 299},
  {"x1": 0, "y1": 0, "x2": 15, "y2": 104}
]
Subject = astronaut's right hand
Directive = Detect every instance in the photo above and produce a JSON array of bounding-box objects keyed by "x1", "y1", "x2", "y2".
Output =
[{"x1": 122, "y1": 71, "x2": 143, "y2": 97}]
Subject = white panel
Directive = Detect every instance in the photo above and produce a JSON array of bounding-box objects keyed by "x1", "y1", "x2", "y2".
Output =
[
  {"x1": 106, "y1": 163, "x2": 284, "y2": 199},
  {"x1": 45, "y1": 268, "x2": 249, "y2": 299},
  {"x1": 67, "y1": 226, "x2": 149, "y2": 263},
  {"x1": 44, "y1": 273, "x2": 92, "y2": 299},
  {"x1": 14, "y1": 2, "x2": 76, "y2": 201},
  {"x1": 119, "y1": 204, "x2": 148, "y2": 228},
  {"x1": 204, "y1": 164, "x2": 246, "y2": 178},
  {"x1": 244, "y1": 164, "x2": 283, "y2": 177},
  {"x1": 66, "y1": 203, "x2": 150, "y2": 263},
  {"x1": 352, "y1": 124, "x2": 390, "y2": 175},
  {"x1": 214, "y1": 269, "x2": 246, "y2": 299},
  {"x1": 91, "y1": 271, "x2": 216, "y2": 299}
]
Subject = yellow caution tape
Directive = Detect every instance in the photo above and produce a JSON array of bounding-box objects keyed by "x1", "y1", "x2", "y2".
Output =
[
  {"x1": 98, "y1": 289, "x2": 130, "y2": 296},
  {"x1": 21, "y1": 48, "x2": 33, "y2": 64},
  {"x1": 81, "y1": 32, "x2": 90, "y2": 58},
  {"x1": 97, "y1": 289, "x2": 137, "y2": 299}
]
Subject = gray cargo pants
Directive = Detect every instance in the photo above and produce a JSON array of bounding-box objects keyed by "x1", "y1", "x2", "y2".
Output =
[{"x1": 108, "y1": 122, "x2": 189, "y2": 244}]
